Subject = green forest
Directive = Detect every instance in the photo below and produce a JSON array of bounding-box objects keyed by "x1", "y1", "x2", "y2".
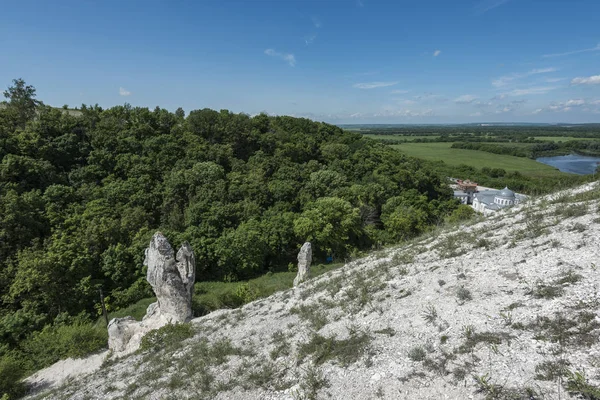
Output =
[{"x1": 0, "y1": 79, "x2": 476, "y2": 397}]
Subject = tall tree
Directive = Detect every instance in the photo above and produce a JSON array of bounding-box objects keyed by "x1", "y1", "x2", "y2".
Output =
[{"x1": 3, "y1": 78, "x2": 41, "y2": 128}]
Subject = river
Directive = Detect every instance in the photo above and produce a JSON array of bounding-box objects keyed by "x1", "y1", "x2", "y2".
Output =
[{"x1": 536, "y1": 154, "x2": 600, "y2": 175}]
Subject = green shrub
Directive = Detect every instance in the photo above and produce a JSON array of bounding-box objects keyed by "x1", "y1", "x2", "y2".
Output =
[
  {"x1": 20, "y1": 322, "x2": 107, "y2": 369},
  {"x1": 0, "y1": 356, "x2": 26, "y2": 399},
  {"x1": 407, "y1": 346, "x2": 427, "y2": 362},
  {"x1": 446, "y1": 205, "x2": 475, "y2": 223},
  {"x1": 139, "y1": 323, "x2": 194, "y2": 352}
]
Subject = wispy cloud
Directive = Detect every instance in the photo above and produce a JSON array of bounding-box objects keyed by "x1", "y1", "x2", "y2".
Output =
[
  {"x1": 545, "y1": 77, "x2": 566, "y2": 83},
  {"x1": 543, "y1": 43, "x2": 600, "y2": 58},
  {"x1": 535, "y1": 99, "x2": 590, "y2": 114},
  {"x1": 507, "y1": 86, "x2": 557, "y2": 96},
  {"x1": 305, "y1": 33, "x2": 318, "y2": 45},
  {"x1": 454, "y1": 94, "x2": 478, "y2": 104},
  {"x1": 565, "y1": 99, "x2": 586, "y2": 106},
  {"x1": 353, "y1": 81, "x2": 398, "y2": 89},
  {"x1": 492, "y1": 67, "x2": 557, "y2": 87},
  {"x1": 119, "y1": 87, "x2": 131, "y2": 96},
  {"x1": 414, "y1": 93, "x2": 446, "y2": 101},
  {"x1": 264, "y1": 48, "x2": 296, "y2": 66},
  {"x1": 373, "y1": 109, "x2": 435, "y2": 118},
  {"x1": 475, "y1": 0, "x2": 510, "y2": 14},
  {"x1": 571, "y1": 75, "x2": 600, "y2": 85},
  {"x1": 433, "y1": 50, "x2": 441, "y2": 57},
  {"x1": 345, "y1": 70, "x2": 379, "y2": 78},
  {"x1": 356, "y1": 0, "x2": 364, "y2": 7},
  {"x1": 390, "y1": 89, "x2": 409, "y2": 94},
  {"x1": 304, "y1": 16, "x2": 322, "y2": 45}
]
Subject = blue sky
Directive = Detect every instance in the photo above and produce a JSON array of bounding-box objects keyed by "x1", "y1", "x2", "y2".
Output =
[{"x1": 1, "y1": 0, "x2": 599, "y2": 124}]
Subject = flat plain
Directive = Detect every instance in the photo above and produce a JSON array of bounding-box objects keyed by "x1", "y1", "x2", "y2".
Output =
[{"x1": 390, "y1": 142, "x2": 569, "y2": 177}]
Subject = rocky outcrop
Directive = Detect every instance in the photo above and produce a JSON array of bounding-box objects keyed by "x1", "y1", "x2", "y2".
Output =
[
  {"x1": 293, "y1": 242, "x2": 312, "y2": 287},
  {"x1": 107, "y1": 232, "x2": 195, "y2": 355},
  {"x1": 145, "y1": 233, "x2": 195, "y2": 322}
]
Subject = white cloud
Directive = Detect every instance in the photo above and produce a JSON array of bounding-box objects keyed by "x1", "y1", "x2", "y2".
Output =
[
  {"x1": 433, "y1": 50, "x2": 441, "y2": 57},
  {"x1": 565, "y1": 99, "x2": 585, "y2": 106},
  {"x1": 571, "y1": 75, "x2": 600, "y2": 85},
  {"x1": 390, "y1": 89, "x2": 409, "y2": 94},
  {"x1": 534, "y1": 99, "x2": 591, "y2": 114},
  {"x1": 506, "y1": 86, "x2": 557, "y2": 96},
  {"x1": 353, "y1": 81, "x2": 398, "y2": 89},
  {"x1": 543, "y1": 43, "x2": 600, "y2": 58},
  {"x1": 492, "y1": 67, "x2": 557, "y2": 87},
  {"x1": 119, "y1": 87, "x2": 131, "y2": 96},
  {"x1": 311, "y1": 16, "x2": 322, "y2": 28},
  {"x1": 470, "y1": 112, "x2": 483, "y2": 117},
  {"x1": 264, "y1": 49, "x2": 296, "y2": 66},
  {"x1": 454, "y1": 94, "x2": 478, "y2": 104}
]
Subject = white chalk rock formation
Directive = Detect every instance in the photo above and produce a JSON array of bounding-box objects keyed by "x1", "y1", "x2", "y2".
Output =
[
  {"x1": 293, "y1": 242, "x2": 312, "y2": 287},
  {"x1": 107, "y1": 232, "x2": 195, "y2": 355}
]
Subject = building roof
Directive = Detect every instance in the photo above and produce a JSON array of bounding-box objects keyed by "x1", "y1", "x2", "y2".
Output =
[{"x1": 497, "y1": 187, "x2": 515, "y2": 199}]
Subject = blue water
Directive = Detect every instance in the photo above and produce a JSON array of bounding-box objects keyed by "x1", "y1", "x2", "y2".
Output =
[{"x1": 536, "y1": 154, "x2": 600, "y2": 175}]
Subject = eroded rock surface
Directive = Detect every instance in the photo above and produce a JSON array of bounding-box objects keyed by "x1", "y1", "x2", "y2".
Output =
[
  {"x1": 293, "y1": 242, "x2": 312, "y2": 286},
  {"x1": 107, "y1": 232, "x2": 195, "y2": 355}
]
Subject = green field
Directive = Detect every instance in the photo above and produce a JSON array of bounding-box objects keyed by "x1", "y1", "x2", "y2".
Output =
[
  {"x1": 362, "y1": 134, "x2": 440, "y2": 141},
  {"x1": 391, "y1": 142, "x2": 568, "y2": 177}
]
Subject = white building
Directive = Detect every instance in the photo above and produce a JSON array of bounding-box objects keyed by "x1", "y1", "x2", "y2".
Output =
[{"x1": 472, "y1": 187, "x2": 525, "y2": 216}]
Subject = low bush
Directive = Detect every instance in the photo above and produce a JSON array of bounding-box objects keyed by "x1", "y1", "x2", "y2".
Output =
[
  {"x1": 139, "y1": 323, "x2": 194, "y2": 352},
  {"x1": 19, "y1": 321, "x2": 107, "y2": 370}
]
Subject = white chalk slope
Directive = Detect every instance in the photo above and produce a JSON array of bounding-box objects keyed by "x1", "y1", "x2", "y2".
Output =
[{"x1": 29, "y1": 182, "x2": 600, "y2": 400}]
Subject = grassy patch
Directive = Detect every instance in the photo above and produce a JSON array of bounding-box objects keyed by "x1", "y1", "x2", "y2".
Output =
[
  {"x1": 139, "y1": 323, "x2": 194, "y2": 353},
  {"x1": 535, "y1": 360, "x2": 570, "y2": 381},
  {"x1": 473, "y1": 373, "x2": 540, "y2": 400},
  {"x1": 565, "y1": 370, "x2": 600, "y2": 399},
  {"x1": 391, "y1": 142, "x2": 568, "y2": 178},
  {"x1": 269, "y1": 330, "x2": 291, "y2": 360},
  {"x1": 526, "y1": 312, "x2": 600, "y2": 346},
  {"x1": 437, "y1": 233, "x2": 467, "y2": 258},
  {"x1": 456, "y1": 286, "x2": 473, "y2": 302},
  {"x1": 422, "y1": 305, "x2": 438, "y2": 325},
  {"x1": 193, "y1": 263, "x2": 344, "y2": 316},
  {"x1": 529, "y1": 281, "x2": 564, "y2": 299},
  {"x1": 297, "y1": 326, "x2": 372, "y2": 367},
  {"x1": 296, "y1": 364, "x2": 329, "y2": 400},
  {"x1": 407, "y1": 346, "x2": 427, "y2": 362},
  {"x1": 290, "y1": 303, "x2": 329, "y2": 331},
  {"x1": 554, "y1": 203, "x2": 588, "y2": 218},
  {"x1": 457, "y1": 330, "x2": 513, "y2": 354}
]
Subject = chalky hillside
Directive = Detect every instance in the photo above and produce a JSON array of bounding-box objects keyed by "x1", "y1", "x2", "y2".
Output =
[{"x1": 26, "y1": 182, "x2": 600, "y2": 400}]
